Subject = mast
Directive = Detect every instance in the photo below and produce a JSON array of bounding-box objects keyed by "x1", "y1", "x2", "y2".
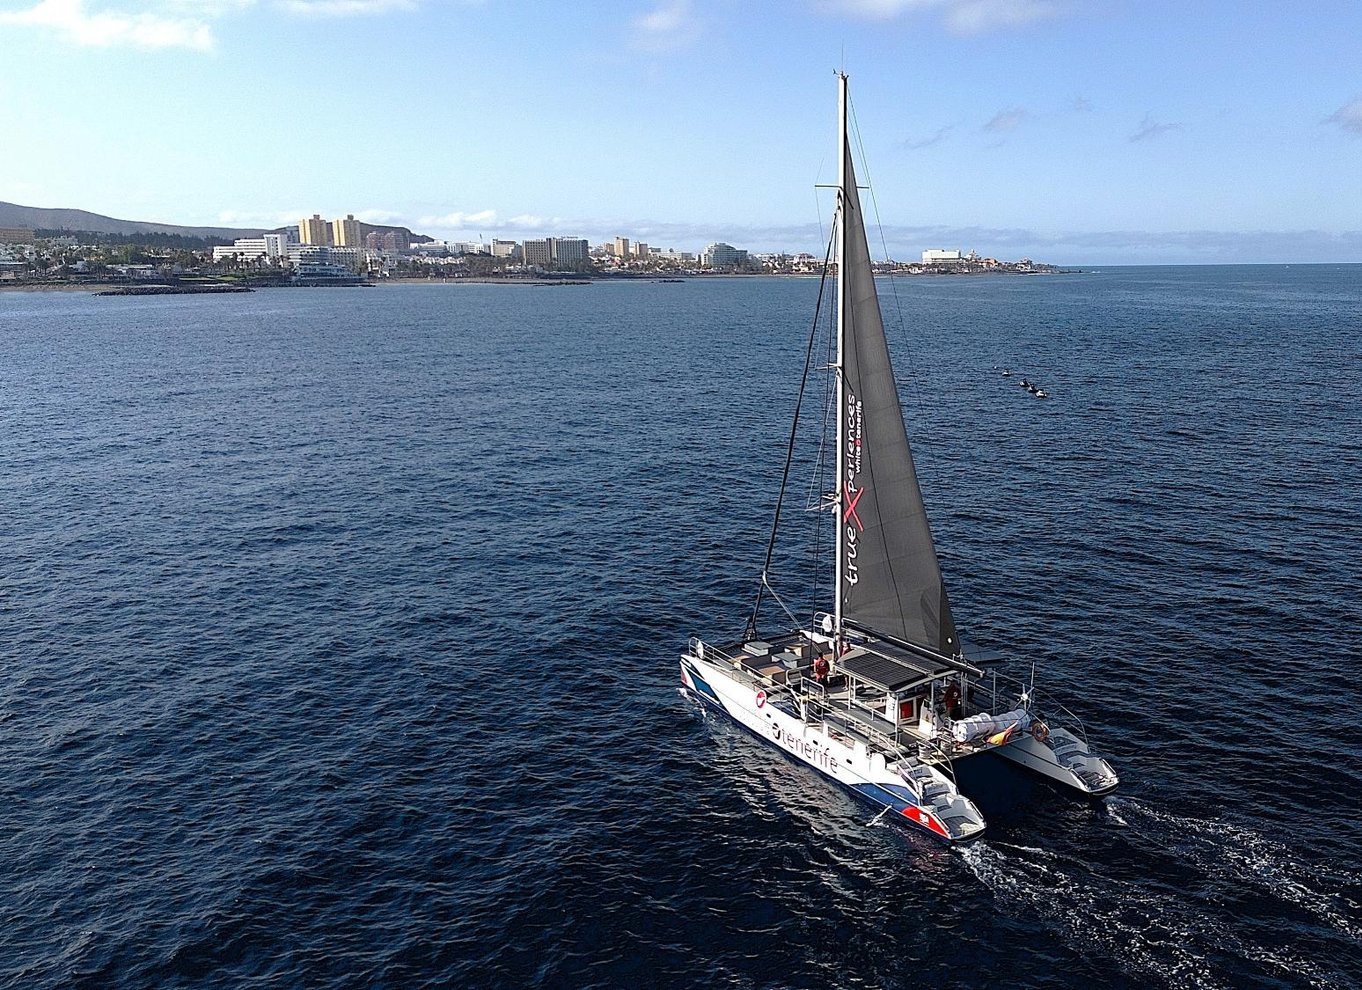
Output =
[{"x1": 833, "y1": 71, "x2": 848, "y2": 647}]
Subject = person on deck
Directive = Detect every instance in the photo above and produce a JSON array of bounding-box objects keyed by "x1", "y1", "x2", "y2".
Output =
[{"x1": 813, "y1": 655, "x2": 830, "y2": 686}]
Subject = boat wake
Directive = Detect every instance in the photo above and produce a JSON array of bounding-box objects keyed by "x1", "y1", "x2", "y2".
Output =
[
  {"x1": 1110, "y1": 799, "x2": 1362, "y2": 942},
  {"x1": 960, "y1": 799, "x2": 1362, "y2": 989}
]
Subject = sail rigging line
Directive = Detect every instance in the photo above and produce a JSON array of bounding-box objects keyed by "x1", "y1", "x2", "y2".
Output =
[
  {"x1": 803, "y1": 291, "x2": 839, "y2": 514},
  {"x1": 813, "y1": 152, "x2": 830, "y2": 263},
  {"x1": 808, "y1": 279, "x2": 839, "y2": 605},
  {"x1": 745, "y1": 218, "x2": 840, "y2": 640},
  {"x1": 760, "y1": 574, "x2": 803, "y2": 629}
]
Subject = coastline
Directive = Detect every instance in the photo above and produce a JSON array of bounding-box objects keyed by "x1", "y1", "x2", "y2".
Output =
[{"x1": 0, "y1": 269, "x2": 1089, "y2": 295}]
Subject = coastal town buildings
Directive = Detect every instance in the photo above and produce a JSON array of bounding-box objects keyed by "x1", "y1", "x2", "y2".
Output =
[
  {"x1": 332, "y1": 214, "x2": 361, "y2": 247},
  {"x1": 702, "y1": 242, "x2": 748, "y2": 269},
  {"x1": 364, "y1": 230, "x2": 411, "y2": 251},
  {"x1": 212, "y1": 232, "x2": 296, "y2": 263},
  {"x1": 523, "y1": 237, "x2": 589, "y2": 268},
  {"x1": 0, "y1": 207, "x2": 1050, "y2": 286},
  {"x1": 299, "y1": 214, "x2": 331, "y2": 245},
  {"x1": 287, "y1": 244, "x2": 367, "y2": 274},
  {"x1": 552, "y1": 238, "x2": 589, "y2": 264},
  {"x1": 522, "y1": 239, "x2": 551, "y2": 267}
]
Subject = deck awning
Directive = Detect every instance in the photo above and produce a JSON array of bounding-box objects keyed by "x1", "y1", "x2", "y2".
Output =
[{"x1": 838, "y1": 645, "x2": 954, "y2": 693}]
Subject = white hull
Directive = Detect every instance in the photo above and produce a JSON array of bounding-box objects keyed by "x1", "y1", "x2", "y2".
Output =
[
  {"x1": 990, "y1": 727, "x2": 1119, "y2": 796},
  {"x1": 681, "y1": 653, "x2": 985, "y2": 844}
]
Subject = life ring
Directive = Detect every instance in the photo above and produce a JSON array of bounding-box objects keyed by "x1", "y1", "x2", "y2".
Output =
[
  {"x1": 1031, "y1": 720, "x2": 1050, "y2": 744},
  {"x1": 755, "y1": 690, "x2": 767, "y2": 708}
]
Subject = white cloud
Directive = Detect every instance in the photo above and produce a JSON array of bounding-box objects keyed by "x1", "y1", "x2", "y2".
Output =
[
  {"x1": 417, "y1": 210, "x2": 499, "y2": 229},
  {"x1": 353, "y1": 208, "x2": 404, "y2": 223},
  {"x1": 410, "y1": 210, "x2": 587, "y2": 238},
  {"x1": 630, "y1": 0, "x2": 699, "y2": 51},
  {"x1": 824, "y1": 0, "x2": 1060, "y2": 34},
  {"x1": 278, "y1": 0, "x2": 419, "y2": 17},
  {"x1": 504, "y1": 213, "x2": 569, "y2": 229},
  {"x1": 0, "y1": 0, "x2": 214, "y2": 50},
  {"x1": 944, "y1": 0, "x2": 1057, "y2": 34},
  {"x1": 1325, "y1": 97, "x2": 1362, "y2": 136},
  {"x1": 0, "y1": 0, "x2": 432, "y2": 52},
  {"x1": 823, "y1": 0, "x2": 942, "y2": 20}
]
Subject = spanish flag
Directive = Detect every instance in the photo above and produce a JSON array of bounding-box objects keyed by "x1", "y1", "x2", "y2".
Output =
[{"x1": 987, "y1": 722, "x2": 1018, "y2": 746}]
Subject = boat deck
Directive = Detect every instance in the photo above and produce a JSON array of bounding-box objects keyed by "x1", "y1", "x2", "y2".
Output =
[{"x1": 700, "y1": 629, "x2": 1007, "y2": 767}]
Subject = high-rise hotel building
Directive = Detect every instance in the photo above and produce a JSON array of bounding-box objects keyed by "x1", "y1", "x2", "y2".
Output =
[
  {"x1": 300, "y1": 214, "x2": 332, "y2": 245},
  {"x1": 332, "y1": 214, "x2": 361, "y2": 247}
]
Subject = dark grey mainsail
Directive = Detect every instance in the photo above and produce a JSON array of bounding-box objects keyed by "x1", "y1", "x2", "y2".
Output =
[{"x1": 838, "y1": 146, "x2": 959, "y2": 656}]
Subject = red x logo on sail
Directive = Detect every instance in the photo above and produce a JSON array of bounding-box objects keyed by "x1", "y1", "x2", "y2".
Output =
[{"x1": 843, "y1": 483, "x2": 865, "y2": 531}]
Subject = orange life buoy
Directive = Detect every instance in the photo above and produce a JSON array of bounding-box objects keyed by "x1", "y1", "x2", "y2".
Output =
[{"x1": 1031, "y1": 720, "x2": 1051, "y2": 744}]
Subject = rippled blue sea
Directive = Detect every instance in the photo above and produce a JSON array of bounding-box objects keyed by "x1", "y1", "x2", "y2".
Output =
[{"x1": 2, "y1": 268, "x2": 1360, "y2": 989}]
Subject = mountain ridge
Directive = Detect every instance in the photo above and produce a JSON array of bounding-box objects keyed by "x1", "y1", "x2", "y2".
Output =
[
  {"x1": 0, "y1": 201, "x2": 269, "y2": 239},
  {"x1": 0, "y1": 202, "x2": 426, "y2": 243}
]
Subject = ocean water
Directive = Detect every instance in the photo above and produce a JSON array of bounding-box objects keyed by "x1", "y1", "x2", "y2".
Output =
[{"x1": 1, "y1": 268, "x2": 1359, "y2": 989}]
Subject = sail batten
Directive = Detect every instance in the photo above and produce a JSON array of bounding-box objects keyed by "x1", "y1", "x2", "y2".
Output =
[{"x1": 837, "y1": 142, "x2": 959, "y2": 656}]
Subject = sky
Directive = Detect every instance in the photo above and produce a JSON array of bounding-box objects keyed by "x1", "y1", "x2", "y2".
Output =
[{"x1": 1, "y1": 0, "x2": 1360, "y2": 264}]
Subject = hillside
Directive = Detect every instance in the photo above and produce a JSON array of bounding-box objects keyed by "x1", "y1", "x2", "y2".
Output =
[
  {"x1": 0, "y1": 201, "x2": 266, "y2": 239},
  {"x1": 0, "y1": 202, "x2": 428, "y2": 244}
]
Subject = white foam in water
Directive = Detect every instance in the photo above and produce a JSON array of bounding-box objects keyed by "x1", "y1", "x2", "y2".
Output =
[
  {"x1": 1103, "y1": 798, "x2": 1131, "y2": 827},
  {"x1": 961, "y1": 842, "x2": 1231, "y2": 990},
  {"x1": 1116, "y1": 799, "x2": 1362, "y2": 943},
  {"x1": 961, "y1": 825, "x2": 1355, "y2": 990}
]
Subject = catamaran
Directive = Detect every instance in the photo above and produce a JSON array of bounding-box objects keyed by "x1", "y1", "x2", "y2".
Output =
[{"x1": 679, "y1": 73, "x2": 1118, "y2": 845}]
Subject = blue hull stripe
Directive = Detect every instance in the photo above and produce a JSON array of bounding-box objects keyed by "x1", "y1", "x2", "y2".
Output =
[
  {"x1": 852, "y1": 782, "x2": 919, "y2": 813},
  {"x1": 682, "y1": 660, "x2": 724, "y2": 708}
]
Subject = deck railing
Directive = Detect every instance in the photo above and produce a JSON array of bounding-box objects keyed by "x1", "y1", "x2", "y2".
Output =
[{"x1": 969, "y1": 667, "x2": 1090, "y2": 748}]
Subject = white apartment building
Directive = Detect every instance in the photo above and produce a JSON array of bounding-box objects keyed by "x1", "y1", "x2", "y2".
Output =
[{"x1": 212, "y1": 232, "x2": 297, "y2": 263}]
